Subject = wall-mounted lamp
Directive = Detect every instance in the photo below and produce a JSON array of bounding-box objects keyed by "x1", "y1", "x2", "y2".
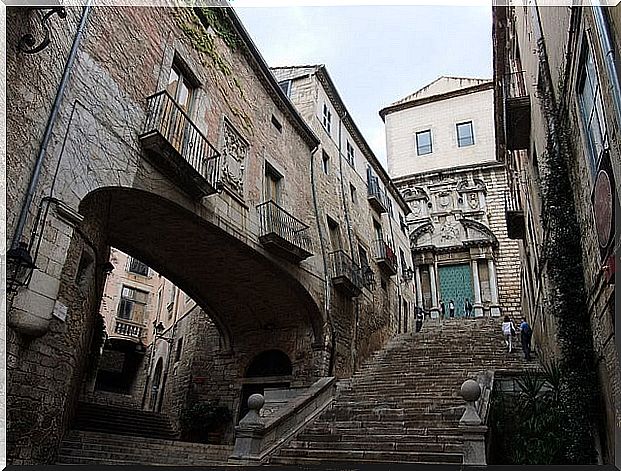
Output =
[
  {"x1": 154, "y1": 321, "x2": 174, "y2": 343},
  {"x1": 401, "y1": 267, "x2": 414, "y2": 283},
  {"x1": 362, "y1": 266, "x2": 376, "y2": 290},
  {"x1": 7, "y1": 242, "x2": 37, "y2": 294},
  {"x1": 18, "y1": 6, "x2": 67, "y2": 54}
]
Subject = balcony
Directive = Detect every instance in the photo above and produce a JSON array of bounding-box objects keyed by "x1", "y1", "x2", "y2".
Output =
[
  {"x1": 505, "y1": 190, "x2": 525, "y2": 239},
  {"x1": 139, "y1": 90, "x2": 221, "y2": 199},
  {"x1": 504, "y1": 71, "x2": 531, "y2": 151},
  {"x1": 257, "y1": 201, "x2": 313, "y2": 263},
  {"x1": 329, "y1": 250, "x2": 364, "y2": 297},
  {"x1": 373, "y1": 239, "x2": 398, "y2": 276},
  {"x1": 367, "y1": 177, "x2": 389, "y2": 214},
  {"x1": 113, "y1": 318, "x2": 145, "y2": 341}
]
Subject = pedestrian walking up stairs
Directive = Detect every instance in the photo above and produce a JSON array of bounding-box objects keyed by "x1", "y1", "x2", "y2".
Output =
[
  {"x1": 56, "y1": 394, "x2": 232, "y2": 465},
  {"x1": 268, "y1": 317, "x2": 538, "y2": 466}
]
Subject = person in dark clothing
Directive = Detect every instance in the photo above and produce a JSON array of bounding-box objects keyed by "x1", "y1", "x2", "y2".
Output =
[
  {"x1": 415, "y1": 308, "x2": 424, "y2": 332},
  {"x1": 440, "y1": 300, "x2": 446, "y2": 318},
  {"x1": 464, "y1": 298, "x2": 473, "y2": 317},
  {"x1": 448, "y1": 300, "x2": 455, "y2": 318},
  {"x1": 519, "y1": 317, "x2": 533, "y2": 360}
]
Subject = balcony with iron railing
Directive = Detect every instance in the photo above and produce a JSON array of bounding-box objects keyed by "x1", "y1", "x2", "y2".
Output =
[
  {"x1": 257, "y1": 201, "x2": 313, "y2": 263},
  {"x1": 505, "y1": 186, "x2": 525, "y2": 240},
  {"x1": 504, "y1": 71, "x2": 531, "y2": 151},
  {"x1": 139, "y1": 90, "x2": 221, "y2": 198},
  {"x1": 367, "y1": 177, "x2": 389, "y2": 214},
  {"x1": 373, "y1": 239, "x2": 398, "y2": 276},
  {"x1": 113, "y1": 317, "x2": 145, "y2": 340},
  {"x1": 329, "y1": 250, "x2": 364, "y2": 297}
]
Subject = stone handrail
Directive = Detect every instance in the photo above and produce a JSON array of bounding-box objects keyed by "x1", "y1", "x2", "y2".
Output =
[
  {"x1": 474, "y1": 370, "x2": 495, "y2": 425},
  {"x1": 229, "y1": 376, "x2": 336, "y2": 465}
]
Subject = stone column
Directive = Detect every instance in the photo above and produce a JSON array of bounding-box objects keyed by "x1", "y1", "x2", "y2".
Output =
[
  {"x1": 429, "y1": 262, "x2": 440, "y2": 319},
  {"x1": 459, "y1": 379, "x2": 488, "y2": 466},
  {"x1": 471, "y1": 259, "x2": 484, "y2": 317},
  {"x1": 415, "y1": 265, "x2": 423, "y2": 308},
  {"x1": 488, "y1": 258, "x2": 501, "y2": 317},
  {"x1": 229, "y1": 394, "x2": 266, "y2": 465}
]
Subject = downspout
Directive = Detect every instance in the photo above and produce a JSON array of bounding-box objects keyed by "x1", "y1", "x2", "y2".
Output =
[
  {"x1": 310, "y1": 144, "x2": 336, "y2": 376},
  {"x1": 11, "y1": 3, "x2": 92, "y2": 249},
  {"x1": 593, "y1": 5, "x2": 621, "y2": 129},
  {"x1": 337, "y1": 112, "x2": 355, "y2": 254},
  {"x1": 386, "y1": 198, "x2": 401, "y2": 333}
]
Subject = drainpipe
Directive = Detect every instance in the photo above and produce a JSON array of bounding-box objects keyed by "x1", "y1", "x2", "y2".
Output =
[
  {"x1": 11, "y1": 3, "x2": 92, "y2": 250},
  {"x1": 337, "y1": 112, "x2": 355, "y2": 255},
  {"x1": 310, "y1": 144, "x2": 336, "y2": 377},
  {"x1": 592, "y1": 5, "x2": 621, "y2": 131}
]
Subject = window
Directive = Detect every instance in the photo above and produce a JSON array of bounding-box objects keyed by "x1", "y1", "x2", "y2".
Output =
[
  {"x1": 373, "y1": 219, "x2": 383, "y2": 242},
  {"x1": 127, "y1": 256, "x2": 149, "y2": 276},
  {"x1": 399, "y1": 214, "x2": 407, "y2": 235},
  {"x1": 346, "y1": 141, "x2": 355, "y2": 167},
  {"x1": 578, "y1": 41, "x2": 607, "y2": 178},
  {"x1": 350, "y1": 183, "x2": 357, "y2": 204},
  {"x1": 358, "y1": 244, "x2": 369, "y2": 268},
  {"x1": 278, "y1": 80, "x2": 292, "y2": 97},
  {"x1": 416, "y1": 130, "x2": 432, "y2": 155},
  {"x1": 167, "y1": 62, "x2": 194, "y2": 112},
  {"x1": 118, "y1": 286, "x2": 148, "y2": 322},
  {"x1": 322, "y1": 103, "x2": 332, "y2": 134},
  {"x1": 327, "y1": 216, "x2": 341, "y2": 251},
  {"x1": 271, "y1": 115, "x2": 282, "y2": 132},
  {"x1": 265, "y1": 163, "x2": 282, "y2": 203},
  {"x1": 322, "y1": 150, "x2": 330, "y2": 174},
  {"x1": 174, "y1": 338, "x2": 183, "y2": 363},
  {"x1": 456, "y1": 121, "x2": 475, "y2": 147},
  {"x1": 167, "y1": 285, "x2": 176, "y2": 319}
]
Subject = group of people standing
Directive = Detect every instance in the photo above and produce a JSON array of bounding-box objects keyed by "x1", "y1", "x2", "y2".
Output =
[
  {"x1": 501, "y1": 315, "x2": 533, "y2": 360},
  {"x1": 439, "y1": 298, "x2": 474, "y2": 318}
]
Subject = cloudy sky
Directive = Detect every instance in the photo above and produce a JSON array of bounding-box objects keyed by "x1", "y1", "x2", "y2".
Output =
[{"x1": 235, "y1": 6, "x2": 493, "y2": 167}]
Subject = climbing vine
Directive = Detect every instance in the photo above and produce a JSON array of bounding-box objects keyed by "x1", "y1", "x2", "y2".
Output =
[
  {"x1": 534, "y1": 37, "x2": 599, "y2": 464},
  {"x1": 173, "y1": 7, "x2": 254, "y2": 135}
]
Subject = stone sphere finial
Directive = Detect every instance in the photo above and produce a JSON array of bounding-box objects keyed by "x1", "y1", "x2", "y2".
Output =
[
  {"x1": 248, "y1": 393, "x2": 265, "y2": 411},
  {"x1": 460, "y1": 379, "x2": 481, "y2": 402}
]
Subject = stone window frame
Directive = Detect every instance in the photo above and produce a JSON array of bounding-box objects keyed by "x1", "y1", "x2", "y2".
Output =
[
  {"x1": 322, "y1": 103, "x2": 332, "y2": 135},
  {"x1": 415, "y1": 129, "x2": 433, "y2": 156},
  {"x1": 346, "y1": 140, "x2": 355, "y2": 168},
  {"x1": 575, "y1": 31, "x2": 609, "y2": 181},
  {"x1": 350, "y1": 182, "x2": 357, "y2": 204},
  {"x1": 456, "y1": 121, "x2": 475, "y2": 147},
  {"x1": 322, "y1": 150, "x2": 330, "y2": 175}
]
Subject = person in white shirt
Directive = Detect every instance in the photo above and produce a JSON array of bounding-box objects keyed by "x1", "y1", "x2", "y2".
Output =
[{"x1": 501, "y1": 315, "x2": 516, "y2": 353}]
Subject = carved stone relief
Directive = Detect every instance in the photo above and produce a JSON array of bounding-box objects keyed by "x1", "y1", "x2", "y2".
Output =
[{"x1": 220, "y1": 120, "x2": 249, "y2": 198}]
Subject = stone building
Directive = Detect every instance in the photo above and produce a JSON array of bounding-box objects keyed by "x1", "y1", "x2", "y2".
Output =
[
  {"x1": 380, "y1": 77, "x2": 522, "y2": 321},
  {"x1": 493, "y1": 4, "x2": 619, "y2": 464},
  {"x1": 6, "y1": 7, "x2": 413, "y2": 464}
]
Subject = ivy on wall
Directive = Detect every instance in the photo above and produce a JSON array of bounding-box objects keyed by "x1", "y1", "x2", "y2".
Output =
[
  {"x1": 533, "y1": 37, "x2": 599, "y2": 464},
  {"x1": 173, "y1": 8, "x2": 254, "y2": 135}
]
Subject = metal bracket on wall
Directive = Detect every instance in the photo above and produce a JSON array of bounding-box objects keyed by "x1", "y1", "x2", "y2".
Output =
[{"x1": 18, "y1": 6, "x2": 67, "y2": 54}]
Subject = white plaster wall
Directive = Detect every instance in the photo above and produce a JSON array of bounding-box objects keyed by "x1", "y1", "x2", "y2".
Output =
[{"x1": 386, "y1": 88, "x2": 497, "y2": 177}]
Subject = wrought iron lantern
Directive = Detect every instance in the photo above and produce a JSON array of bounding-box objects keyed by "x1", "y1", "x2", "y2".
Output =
[
  {"x1": 362, "y1": 265, "x2": 376, "y2": 290},
  {"x1": 7, "y1": 241, "x2": 36, "y2": 294},
  {"x1": 402, "y1": 267, "x2": 414, "y2": 282},
  {"x1": 154, "y1": 321, "x2": 173, "y2": 343},
  {"x1": 18, "y1": 6, "x2": 67, "y2": 55}
]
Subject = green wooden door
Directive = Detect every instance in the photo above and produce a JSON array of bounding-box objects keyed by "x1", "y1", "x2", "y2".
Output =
[{"x1": 438, "y1": 264, "x2": 474, "y2": 318}]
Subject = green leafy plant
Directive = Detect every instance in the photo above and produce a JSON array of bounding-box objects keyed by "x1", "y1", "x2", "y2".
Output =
[{"x1": 180, "y1": 400, "x2": 232, "y2": 443}]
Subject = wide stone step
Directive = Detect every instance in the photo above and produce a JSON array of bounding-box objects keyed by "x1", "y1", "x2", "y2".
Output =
[
  {"x1": 276, "y1": 448, "x2": 463, "y2": 464},
  {"x1": 288, "y1": 439, "x2": 463, "y2": 454}
]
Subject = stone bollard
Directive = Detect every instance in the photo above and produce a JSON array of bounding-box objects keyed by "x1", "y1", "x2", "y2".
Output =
[
  {"x1": 459, "y1": 379, "x2": 488, "y2": 466},
  {"x1": 229, "y1": 394, "x2": 266, "y2": 465}
]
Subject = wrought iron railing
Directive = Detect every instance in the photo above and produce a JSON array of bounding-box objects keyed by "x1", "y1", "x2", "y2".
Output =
[
  {"x1": 127, "y1": 257, "x2": 149, "y2": 276},
  {"x1": 367, "y1": 177, "x2": 390, "y2": 210},
  {"x1": 504, "y1": 70, "x2": 528, "y2": 99},
  {"x1": 143, "y1": 90, "x2": 220, "y2": 188},
  {"x1": 329, "y1": 250, "x2": 364, "y2": 291},
  {"x1": 257, "y1": 201, "x2": 313, "y2": 254},
  {"x1": 373, "y1": 239, "x2": 398, "y2": 271},
  {"x1": 114, "y1": 318, "x2": 144, "y2": 339}
]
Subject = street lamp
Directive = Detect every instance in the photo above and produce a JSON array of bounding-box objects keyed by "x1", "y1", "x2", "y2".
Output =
[
  {"x1": 7, "y1": 241, "x2": 36, "y2": 294},
  {"x1": 154, "y1": 321, "x2": 173, "y2": 343},
  {"x1": 402, "y1": 267, "x2": 414, "y2": 283}
]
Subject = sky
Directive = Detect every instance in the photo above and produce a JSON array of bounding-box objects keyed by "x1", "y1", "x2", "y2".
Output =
[{"x1": 235, "y1": 6, "x2": 493, "y2": 167}]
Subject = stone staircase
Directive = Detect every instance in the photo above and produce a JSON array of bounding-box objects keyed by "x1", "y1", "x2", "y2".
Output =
[
  {"x1": 56, "y1": 430, "x2": 232, "y2": 465},
  {"x1": 268, "y1": 317, "x2": 538, "y2": 466},
  {"x1": 56, "y1": 394, "x2": 232, "y2": 465}
]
